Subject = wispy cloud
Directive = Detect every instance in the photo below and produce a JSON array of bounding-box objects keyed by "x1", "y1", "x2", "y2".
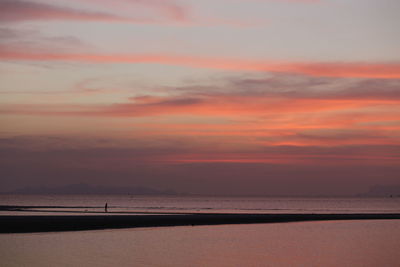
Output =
[
  {"x1": 2, "y1": 74, "x2": 399, "y2": 148},
  {"x1": 74, "y1": 0, "x2": 189, "y2": 22},
  {"x1": 0, "y1": 27, "x2": 90, "y2": 54},
  {"x1": 0, "y1": 0, "x2": 153, "y2": 23},
  {"x1": 1, "y1": 48, "x2": 399, "y2": 78},
  {"x1": 2, "y1": 94, "x2": 397, "y2": 118}
]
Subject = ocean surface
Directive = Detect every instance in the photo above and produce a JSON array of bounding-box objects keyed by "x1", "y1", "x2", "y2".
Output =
[
  {"x1": 1, "y1": 195, "x2": 400, "y2": 266},
  {"x1": 1, "y1": 195, "x2": 400, "y2": 215}
]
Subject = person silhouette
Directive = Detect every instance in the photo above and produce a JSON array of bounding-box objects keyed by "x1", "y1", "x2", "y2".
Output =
[{"x1": 105, "y1": 202, "x2": 108, "y2": 213}]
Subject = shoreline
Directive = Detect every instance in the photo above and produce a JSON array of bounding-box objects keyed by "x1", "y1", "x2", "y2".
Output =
[{"x1": 1, "y1": 213, "x2": 400, "y2": 233}]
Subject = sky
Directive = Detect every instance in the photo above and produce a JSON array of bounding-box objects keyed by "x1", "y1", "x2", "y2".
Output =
[{"x1": 0, "y1": 0, "x2": 399, "y2": 195}]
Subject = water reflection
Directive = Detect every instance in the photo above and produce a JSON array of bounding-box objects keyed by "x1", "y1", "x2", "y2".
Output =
[{"x1": 1, "y1": 220, "x2": 399, "y2": 267}]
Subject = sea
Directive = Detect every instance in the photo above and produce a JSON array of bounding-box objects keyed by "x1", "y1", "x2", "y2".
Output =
[
  {"x1": 1, "y1": 194, "x2": 400, "y2": 215},
  {"x1": 1, "y1": 195, "x2": 399, "y2": 267}
]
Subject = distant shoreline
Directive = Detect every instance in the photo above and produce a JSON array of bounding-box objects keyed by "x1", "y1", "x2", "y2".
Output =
[{"x1": 1, "y1": 213, "x2": 400, "y2": 234}]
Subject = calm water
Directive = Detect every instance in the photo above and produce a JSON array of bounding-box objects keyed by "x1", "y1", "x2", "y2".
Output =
[
  {"x1": 1, "y1": 220, "x2": 399, "y2": 267},
  {"x1": 1, "y1": 195, "x2": 400, "y2": 215},
  {"x1": 1, "y1": 196, "x2": 400, "y2": 266}
]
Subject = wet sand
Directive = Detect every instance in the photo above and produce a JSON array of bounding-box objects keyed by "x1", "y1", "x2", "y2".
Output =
[{"x1": 1, "y1": 213, "x2": 400, "y2": 233}]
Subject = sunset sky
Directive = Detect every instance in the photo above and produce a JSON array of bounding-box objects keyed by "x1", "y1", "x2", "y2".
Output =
[{"x1": 1, "y1": 0, "x2": 399, "y2": 195}]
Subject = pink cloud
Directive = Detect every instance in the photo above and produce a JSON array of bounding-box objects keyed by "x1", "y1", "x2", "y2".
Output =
[
  {"x1": 2, "y1": 72, "x2": 399, "y2": 148},
  {"x1": 2, "y1": 92, "x2": 398, "y2": 120},
  {"x1": 0, "y1": 47, "x2": 399, "y2": 78}
]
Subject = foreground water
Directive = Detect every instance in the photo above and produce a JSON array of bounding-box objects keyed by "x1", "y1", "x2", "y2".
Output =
[
  {"x1": 1, "y1": 220, "x2": 399, "y2": 267},
  {"x1": 1, "y1": 196, "x2": 399, "y2": 266},
  {"x1": 1, "y1": 195, "x2": 399, "y2": 215}
]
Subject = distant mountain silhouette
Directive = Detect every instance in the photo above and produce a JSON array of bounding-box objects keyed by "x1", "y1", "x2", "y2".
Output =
[
  {"x1": 358, "y1": 185, "x2": 400, "y2": 197},
  {"x1": 5, "y1": 183, "x2": 181, "y2": 195}
]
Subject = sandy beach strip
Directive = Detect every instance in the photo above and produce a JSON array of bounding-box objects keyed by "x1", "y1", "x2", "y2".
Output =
[{"x1": 1, "y1": 213, "x2": 400, "y2": 233}]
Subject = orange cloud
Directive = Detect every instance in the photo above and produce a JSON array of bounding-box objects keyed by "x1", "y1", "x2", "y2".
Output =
[
  {"x1": 2, "y1": 95, "x2": 398, "y2": 117},
  {"x1": 2, "y1": 93, "x2": 399, "y2": 147},
  {"x1": 1, "y1": 49, "x2": 399, "y2": 78},
  {"x1": 2, "y1": 73, "x2": 399, "y2": 150}
]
